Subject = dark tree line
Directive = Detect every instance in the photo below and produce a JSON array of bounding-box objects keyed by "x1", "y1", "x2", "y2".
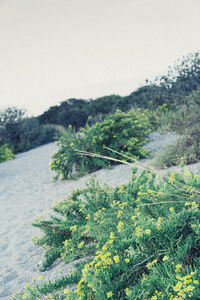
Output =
[
  {"x1": 0, "y1": 107, "x2": 64, "y2": 153},
  {"x1": 1, "y1": 52, "x2": 200, "y2": 154},
  {"x1": 38, "y1": 52, "x2": 200, "y2": 131}
]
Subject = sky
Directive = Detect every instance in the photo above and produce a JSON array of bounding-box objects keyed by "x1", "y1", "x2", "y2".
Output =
[{"x1": 0, "y1": 0, "x2": 200, "y2": 116}]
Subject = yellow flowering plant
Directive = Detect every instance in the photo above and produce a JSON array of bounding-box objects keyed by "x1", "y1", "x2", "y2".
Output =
[
  {"x1": 14, "y1": 168, "x2": 200, "y2": 299},
  {"x1": 50, "y1": 109, "x2": 151, "y2": 180}
]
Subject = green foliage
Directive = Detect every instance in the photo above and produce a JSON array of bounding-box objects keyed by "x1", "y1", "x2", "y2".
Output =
[
  {"x1": 158, "y1": 88, "x2": 200, "y2": 134},
  {"x1": 15, "y1": 169, "x2": 200, "y2": 299},
  {"x1": 155, "y1": 87, "x2": 200, "y2": 168},
  {"x1": 50, "y1": 109, "x2": 152, "y2": 180},
  {"x1": 0, "y1": 107, "x2": 26, "y2": 149},
  {"x1": 37, "y1": 52, "x2": 200, "y2": 132},
  {"x1": 38, "y1": 96, "x2": 123, "y2": 130},
  {"x1": 0, "y1": 144, "x2": 14, "y2": 163},
  {"x1": 0, "y1": 107, "x2": 65, "y2": 153},
  {"x1": 152, "y1": 51, "x2": 200, "y2": 107},
  {"x1": 154, "y1": 130, "x2": 200, "y2": 169},
  {"x1": 16, "y1": 120, "x2": 66, "y2": 152}
]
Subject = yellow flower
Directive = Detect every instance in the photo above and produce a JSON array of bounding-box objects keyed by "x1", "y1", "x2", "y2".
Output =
[
  {"x1": 162, "y1": 255, "x2": 169, "y2": 261},
  {"x1": 117, "y1": 221, "x2": 124, "y2": 232},
  {"x1": 117, "y1": 210, "x2": 122, "y2": 218},
  {"x1": 78, "y1": 241, "x2": 85, "y2": 249},
  {"x1": 70, "y1": 225, "x2": 77, "y2": 231},
  {"x1": 176, "y1": 264, "x2": 182, "y2": 269},
  {"x1": 169, "y1": 207, "x2": 174, "y2": 212},
  {"x1": 85, "y1": 214, "x2": 90, "y2": 220},
  {"x1": 125, "y1": 288, "x2": 130, "y2": 295},
  {"x1": 114, "y1": 255, "x2": 119, "y2": 263},
  {"x1": 185, "y1": 172, "x2": 191, "y2": 176},
  {"x1": 64, "y1": 288, "x2": 69, "y2": 294},
  {"x1": 147, "y1": 259, "x2": 157, "y2": 269},
  {"x1": 39, "y1": 276, "x2": 44, "y2": 280},
  {"x1": 110, "y1": 232, "x2": 115, "y2": 239},
  {"x1": 145, "y1": 229, "x2": 151, "y2": 235},
  {"x1": 23, "y1": 294, "x2": 28, "y2": 299},
  {"x1": 187, "y1": 285, "x2": 195, "y2": 291},
  {"x1": 102, "y1": 245, "x2": 107, "y2": 251},
  {"x1": 107, "y1": 291, "x2": 113, "y2": 298},
  {"x1": 174, "y1": 281, "x2": 182, "y2": 291},
  {"x1": 125, "y1": 258, "x2": 130, "y2": 263}
]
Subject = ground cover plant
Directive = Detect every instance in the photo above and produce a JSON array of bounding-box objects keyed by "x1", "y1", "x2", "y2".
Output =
[
  {"x1": 50, "y1": 109, "x2": 152, "y2": 180},
  {"x1": 14, "y1": 167, "x2": 200, "y2": 299},
  {"x1": 0, "y1": 144, "x2": 14, "y2": 163},
  {"x1": 155, "y1": 88, "x2": 200, "y2": 168}
]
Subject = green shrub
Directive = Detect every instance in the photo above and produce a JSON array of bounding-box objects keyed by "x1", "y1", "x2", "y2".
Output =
[
  {"x1": 154, "y1": 128, "x2": 200, "y2": 169},
  {"x1": 155, "y1": 88, "x2": 200, "y2": 167},
  {"x1": 50, "y1": 109, "x2": 152, "y2": 180},
  {"x1": 0, "y1": 144, "x2": 14, "y2": 163},
  {"x1": 0, "y1": 107, "x2": 66, "y2": 153},
  {"x1": 14, "y1": 169, "x2": 200, "y2": 299},
  {"x1": 14, "y1": 120, "x2": 66, "y2": 153}
]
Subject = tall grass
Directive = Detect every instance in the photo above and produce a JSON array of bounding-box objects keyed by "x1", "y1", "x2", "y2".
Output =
[{"x1": 155, "y1": 88, "x2": 200, "y2": 168}]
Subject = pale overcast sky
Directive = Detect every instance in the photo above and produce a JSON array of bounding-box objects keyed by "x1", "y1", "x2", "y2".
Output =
[{"x1": 0, "y1": 0, "x2": 200, "y2": 116}]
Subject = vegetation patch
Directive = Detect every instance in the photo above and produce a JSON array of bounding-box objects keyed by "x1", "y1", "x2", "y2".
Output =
[
  {"x1": 50, "y1": 109, "x2": 152, "y2": 180},
  {"x1": 14, "y1": 168, "x2": 200, "y2": 299},
  {"x1": 0, "y1": 144, "x2": 14, "y2": 163},
  {"x1": 0, "y1": 107, "x2": 65, "y2": 154},
  {"x1": 154, "y1": 132, "x2": 200, "y2": 169},
  {"x1": 155, "y1": 88, "x2": 200, "y2": 168}
]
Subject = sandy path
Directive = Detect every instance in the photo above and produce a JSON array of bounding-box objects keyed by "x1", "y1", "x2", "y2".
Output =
[{"x1": 1, "y1": 132, "x2": 200, "y2": 299}]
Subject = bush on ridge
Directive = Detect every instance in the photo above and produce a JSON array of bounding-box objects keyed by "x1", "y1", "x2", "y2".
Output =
[
  {"x1": 155, "y1": 88, "x2": 200, "y2": 168},
  {"x1": 50, "y1": 109, "x2": 152, "y2": 180}
]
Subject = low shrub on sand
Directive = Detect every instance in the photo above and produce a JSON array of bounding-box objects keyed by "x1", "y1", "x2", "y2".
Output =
[
  {"x1": 154, "y1": 127, "x2": 200, "y2": 169},
  {"x1": 50, "y1": 109, "x2": 152, "y2": 180},
  {"x1": 14, "y1": 168, "x2": 200, "y2": 299},
  {"x1": 0, "y1": 144, "x2": 14, "y2": 163},
  {"x1": 156, "y1": 88, "x2": 200, "y2": 168}
]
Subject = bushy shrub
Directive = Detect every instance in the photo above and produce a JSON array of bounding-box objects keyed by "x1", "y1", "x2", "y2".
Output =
[
  {"x1": 0, "y1": 107, "x2": 66, "y2": 153},
  {"x1": 16, "y1": 120, "x2": 66, "y2": 152},
  {"x1": 14, "y1": 169, "x2": 200, "y2": 299},
  {"x1": 50, "y1": 109, "x2": 152, "y2": 180},
  {"x1": 155, "y1": 88, "x2": 200, "y2": 168},
  {"x1": 154, "y1": 128, "x2": 200, "y2": 169},
  {"x1": 0, "y1": 144, "x2": 14, "y2": 163}
]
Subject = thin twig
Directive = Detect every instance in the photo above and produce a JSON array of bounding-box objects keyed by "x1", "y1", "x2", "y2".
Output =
[{"x1": 76, "y1": 148, "x2": 200, "y2": 196}]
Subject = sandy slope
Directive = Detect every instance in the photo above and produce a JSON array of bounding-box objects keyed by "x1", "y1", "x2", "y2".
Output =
[{"x1": 1, "y1": 132, "x2": 200, "y2": 299}]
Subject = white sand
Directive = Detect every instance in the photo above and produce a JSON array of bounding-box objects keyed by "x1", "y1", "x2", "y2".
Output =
[{"x1": 1, "y1": 132, "x2": 200, "y2": 299}]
